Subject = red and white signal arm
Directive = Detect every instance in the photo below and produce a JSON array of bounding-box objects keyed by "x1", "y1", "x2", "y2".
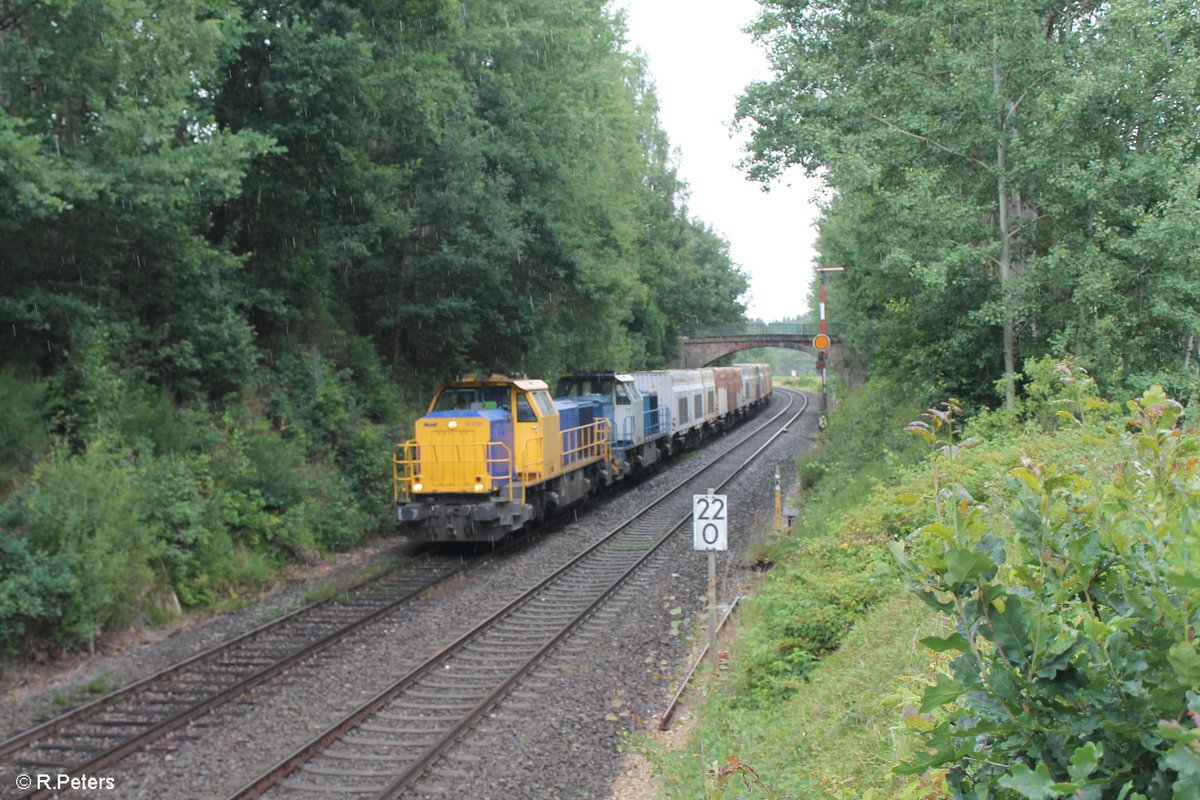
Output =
[
  {"x1": 693, "y1": 494, "x2": 728, "y2": 551},
  {"x1": 813, "y1": 333, "x2": 831, "y2": 350}
]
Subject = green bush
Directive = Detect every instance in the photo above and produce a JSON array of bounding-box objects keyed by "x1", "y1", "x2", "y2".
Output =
[
  {"x1": 0, "y1": 367, "x2": 49, "y2": 493},
  {"x1": 1, "y1": 438, "x2": 159, "y2": 646},
  {"x1": 43, "y1": 323, "x2": 134, "y2": 449},
  {"x1": 0, "y1": 324, "x2": 394, "y2": 653},
  {"x1": 0, "y1": 535, "x2": 72, "y2": 654},
  {"x1": 893, "y1": 386, "x2": 1200, "y2": 799},
  {"x1": 139, "y1": 451, "x2": 270, "y2": 609}
]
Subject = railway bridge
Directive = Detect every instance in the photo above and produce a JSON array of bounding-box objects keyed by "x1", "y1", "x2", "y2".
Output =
[{"x1": 671, "y1": 323, "x2": 864, "y2": 387}]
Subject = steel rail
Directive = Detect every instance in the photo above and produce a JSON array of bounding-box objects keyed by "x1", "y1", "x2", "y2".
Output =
[
  {"x1": 1, "y1": 389, "x2": 789, "y2": 800},
  {"x1": 1, "y1": 554, "x2": 473, "y2": 800},
  {"x1": 230, "y1": 389, "x2": 807, "y2": 800},
  {"x1": 658, "y1": 595, "x2": 744, "y2": 731}
]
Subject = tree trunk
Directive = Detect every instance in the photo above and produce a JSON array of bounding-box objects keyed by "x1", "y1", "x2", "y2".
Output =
[{"x1": 993, "y1": 35, "x2": 1017, "y2": 412}]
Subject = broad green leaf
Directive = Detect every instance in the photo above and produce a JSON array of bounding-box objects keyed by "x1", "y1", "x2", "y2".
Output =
[
  {"x1": 917, "y1": 521, "x2": 955, "y2": 543},
  {"x1": 1067, "y1": 741, "x2": 1102, "y2": 784},
  {"x1": 1043, "y1": 475, "x2": 1074, "y2": 492},
  {"x1": 1168, "y1": 641, "x2": 1200, "y2": 685},
  {"x1": 1164, "y1": 738, "x2": 1200, "y2": 780},
  {"x1": 988, "y1": 595, "x2": 1032, "y2": 662},
  {"x1": 1010, "y1": 468, "x2": 1042, "y2": 492},
  {"x1": 919, "y1": 674, "x2": 964, "y2": 713},
  {"x1": 997, "y1": 763, "x2": 1061, "y2": 800},
  {"x1": 892, "y1": 724, "x2": 965, "y2": 775},
  {"x1": 944, "y1": 548, "x2": 996, "y2": 590},
  {"x1": 1166, "y1": 568, "x2": 1200, "y2": 591},
  {"x1": 920, "y1": 633, "x2": 970, "y2": 653},
  {"x1": 887, "y1": 540, "x2": 913, "y2": 570}
]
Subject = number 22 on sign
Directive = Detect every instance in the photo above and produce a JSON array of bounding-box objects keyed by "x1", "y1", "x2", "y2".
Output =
[{"x1": 693, "y1": 493, "x2": 727, "y2": 551}]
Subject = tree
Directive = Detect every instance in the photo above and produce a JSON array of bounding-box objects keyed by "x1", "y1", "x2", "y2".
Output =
[
  {"x1": 0, "y1": 0, "x2": 271, "y2": 398},
  {"x1": 739, "y1": 0, "x2": 1200, "y2": 405}
]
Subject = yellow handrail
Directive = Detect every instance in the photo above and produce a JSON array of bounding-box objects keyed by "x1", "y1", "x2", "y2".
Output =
[
  {"x1": 393, "y1": 419, "x2": 612, "y2": 508},
  {"x1": 561, "y1": 418, "x2": 611, "y2": 466},
  {"x1": 393, "y1": 440, "x2": 518, "y2": 504}
]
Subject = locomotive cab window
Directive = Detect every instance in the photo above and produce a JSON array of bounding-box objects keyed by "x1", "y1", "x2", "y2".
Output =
[
  {"x1": 433, "y1": 386, "x2": 509, "y2": 412},
  {"x1": 555, "y1": 376, "x2": 613, "y2": 397},
  {"x1": 516, "y1": 394, "x2": 537, "y2": 423},
  {"x1": 532, "y1": 391, "x2": 555, "y2": 416},
  {"x1": 614, "y1": 383, "x2": 631, "y2": 405}
]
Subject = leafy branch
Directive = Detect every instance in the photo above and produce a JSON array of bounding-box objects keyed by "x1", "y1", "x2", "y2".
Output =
[{"x1": 891, "y1": 385, "x2": 1200, "y2": 799}]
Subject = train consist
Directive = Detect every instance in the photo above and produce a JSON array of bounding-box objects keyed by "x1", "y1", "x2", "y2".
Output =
[{"x1": 393, "y1": 365, "x2": 772, "y2": 543}]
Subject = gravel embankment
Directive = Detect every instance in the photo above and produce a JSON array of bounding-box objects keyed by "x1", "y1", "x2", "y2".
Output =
[
  {"x1": 28, "y1": 391, "x2": 814, "y2": 800},
  {"x1": 404, "y1": 392, "x2": 815, "y2": 800},
  {"x1": 0, "y1": 542, "x2": 412, "y2": 742}
]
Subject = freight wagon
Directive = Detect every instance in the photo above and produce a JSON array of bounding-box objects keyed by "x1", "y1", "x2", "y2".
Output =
[{"x1": 394, "y1": 365, "x2": 772, "y2": 544}]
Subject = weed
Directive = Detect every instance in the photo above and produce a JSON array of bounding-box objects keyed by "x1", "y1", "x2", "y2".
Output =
[{"x1": 52, "y1": 673, "x2": 111, "y2": 711}]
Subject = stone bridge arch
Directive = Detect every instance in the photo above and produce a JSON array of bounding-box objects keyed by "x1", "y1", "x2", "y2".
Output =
[{"x1": 669, "y1": 325, "x2": 863, "y2": 388}]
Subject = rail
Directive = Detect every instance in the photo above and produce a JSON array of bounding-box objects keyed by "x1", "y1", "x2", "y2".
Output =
[
  {"x1": 229, "y1": 389, "x2": 809, "y2": 799},
  {"x1": 613, "y1": 407, "x2": 670, "y2": 457},
  {"x1": 0, "y1": 555, "x2": 476, "y2": 800},
  {"x1": 560, "y1": 418, "x2": 612, "y2": 467}
]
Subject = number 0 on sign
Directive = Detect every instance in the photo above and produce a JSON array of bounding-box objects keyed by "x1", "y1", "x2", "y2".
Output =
[{"x1": 693, "y1": 494, "x2": 728, "y2": 551}]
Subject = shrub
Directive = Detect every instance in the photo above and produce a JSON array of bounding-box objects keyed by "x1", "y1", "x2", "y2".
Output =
[
  {"x1": 892, "y1": 386, "x2": 1200, "y2": 799},
  {"x1": 0, "y1": 535, "x2": 72, "y2": 654},
  {"x1": 0, "y1": 367, "x2": 49, "y2": 493},
  {"x1": 1, "y1": 438, "x2": 159, "y2": 647}
]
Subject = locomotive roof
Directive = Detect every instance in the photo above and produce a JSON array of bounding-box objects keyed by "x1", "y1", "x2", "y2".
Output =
[
  {"x1": 442, "y1": 375, "x2": 549, "y2": 392},
  {"x1": 561, "y1": 371, "x2": 634, "y2": 382}
]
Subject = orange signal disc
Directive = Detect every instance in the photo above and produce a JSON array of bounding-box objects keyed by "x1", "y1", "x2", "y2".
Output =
[{"x1": 813, "y1": 333, "x2": 831, "y2": 350}]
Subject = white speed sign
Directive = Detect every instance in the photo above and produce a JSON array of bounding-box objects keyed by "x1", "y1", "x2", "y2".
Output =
[{"x1": 692, "y1": 494, "x2": 728, "y2": 551}]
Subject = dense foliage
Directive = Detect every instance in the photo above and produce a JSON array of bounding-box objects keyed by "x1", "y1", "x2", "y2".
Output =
[
  {"x1": 653, "y1": 376, "x2": 930, "y2": 797},
  {"x1": 739, "y1": 0, "x2": 1200, "y2": 406},
  {"x1": 658, "y1": 368, "x2": 1200, "y2": 799},
  {"x1": 0, "y1": 0, "x2": 747, "y2": 653},
  {"x1": 895, "y1": 377, "x2": 1200, "y2": 799}
]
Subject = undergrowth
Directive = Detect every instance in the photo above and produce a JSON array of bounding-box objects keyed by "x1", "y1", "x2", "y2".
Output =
[
  {"x1": 0, "y1": 329, "x2": 423, "y2": 658},
  {"x1": 650, "y1": 358, "x2": 1194, "y2": 799}
]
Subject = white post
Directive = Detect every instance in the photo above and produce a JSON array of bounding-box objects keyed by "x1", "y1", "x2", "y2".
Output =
[{"x1": 708, "y1": 550, "x2": 718, "y2": 667}]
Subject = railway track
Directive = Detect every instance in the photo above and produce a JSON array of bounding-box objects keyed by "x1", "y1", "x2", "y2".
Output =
[
  {"x1": 0, "y1": 554, "x2": 473, "y2": 800},
  {"x1": 231, "y1": 389, "x2": 807, "y2": 800}
]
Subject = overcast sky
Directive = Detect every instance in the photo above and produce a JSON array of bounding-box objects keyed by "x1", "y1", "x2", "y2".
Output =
[{"x1": 615, "y1": 0, "x2": 824, "y2": 322}]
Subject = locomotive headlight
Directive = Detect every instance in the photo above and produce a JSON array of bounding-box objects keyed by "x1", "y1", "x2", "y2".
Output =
[
  {"x1": 412, "y1": 480, "x2": 424, "y2": 492},
  {"x1": 448, "y1": 420, "x2": 458, "y2": 429},
  {"x1": 473, "y1": 479, "x2": 485, "y2": 492}
]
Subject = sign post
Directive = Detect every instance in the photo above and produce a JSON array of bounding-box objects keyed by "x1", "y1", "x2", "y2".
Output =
[
  {"x1": 693, "y1": 488, "x2": 727, "y2": 667},
  {"x1": 774, "y1": 466, "x2": 782, "y2": 533},
  {"x1": 814, "y1": 265, "x2": 845, "y2": 430}
]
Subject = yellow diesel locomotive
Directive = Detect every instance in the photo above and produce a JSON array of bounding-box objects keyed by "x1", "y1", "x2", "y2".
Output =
[{"x1": 394, "y1": 375, "x2": 613, "y2": 542}]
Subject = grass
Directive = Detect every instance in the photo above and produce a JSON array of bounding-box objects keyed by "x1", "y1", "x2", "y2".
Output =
[
  {"x1": 649, "y1": 590, "x2": 944, "y2": 799},
  {"x1": 51, "y1": 673, "x2": 112, "y2": 711},
  {"x1": 730, "y1": 592, "x2": 943, "y2": 797},
  {"x1": 301, "y1": 555, "x2": 406, "y2": 605}
]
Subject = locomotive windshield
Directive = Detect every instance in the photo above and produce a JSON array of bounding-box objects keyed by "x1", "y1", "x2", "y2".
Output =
[
  {"x1": 432, "y1": 386, "x2": 511, "y2": 412},
  {"x1": 555, "y1": 376, "x2": 613, "y2": 397}
]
